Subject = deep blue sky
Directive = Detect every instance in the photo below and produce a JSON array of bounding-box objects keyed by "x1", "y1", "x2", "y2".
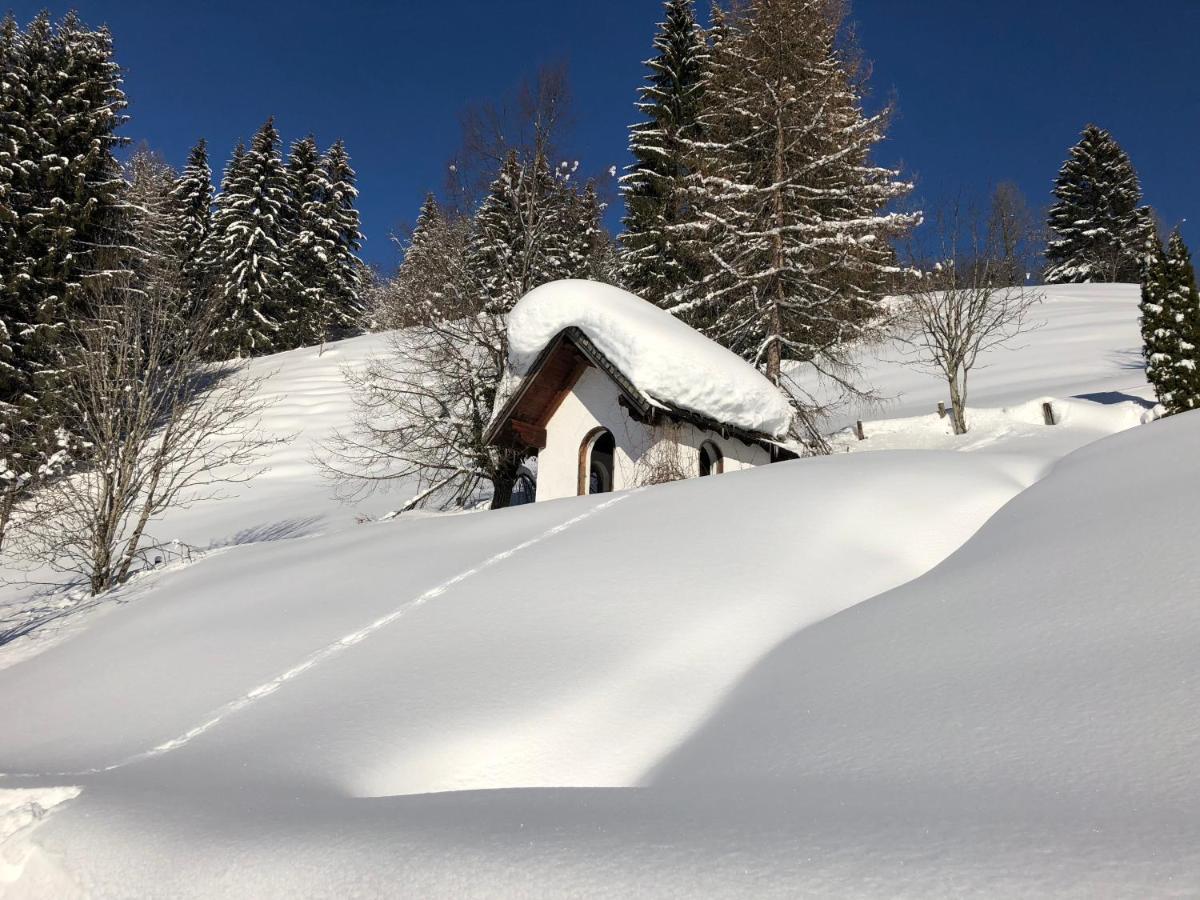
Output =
[{"x1": 8, "y1": 0, "x2": 1199, "y2": 269}]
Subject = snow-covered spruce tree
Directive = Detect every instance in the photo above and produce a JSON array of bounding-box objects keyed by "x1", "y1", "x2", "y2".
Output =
[
  {"x1": 374, "y1": 193, "x2": 474, "y2": 328},
  {"x1": 673, "y1": 0, "x2": 918, "y2": 399},
  {"x1": 1158, "y1": 230, "x2": 1200, "y2": 414},
  {"x1": 467, "y1": 149, "x2": 563, "y2": 314},
  {"x1": 169, "y1": 138, "x2": 214, "y2": 317},
  {"x1": 315, "y1": 140, "x2": 365, "y2": 339},
  {"x1": 0, "y1": 17, "x2": 28, "y2": 549},
  {"x1": 281, "y1": 135, "x2": 329, "y2": 348},
  {"x1": 120, "y1": 148, "x2": 181, "y2": 297},
  {"x1": 551, "y1": 179, "x2": 621, "y2": 285},
  {"x1": 620, "y1": 0, "x2": 708, "y2": 305},
  {"x1": 13, "y1": 13, "x2": 129, "y2": 361},
  {"x1": 199, "y1": 140, "x2": 245, "y2": 327},
  {"x1": 1044, "y1": 125, "x2": 1153, "y2": 284},
  {"x1": 0, "y1": 12, "x2": 127, "y2": 543},
  {"x1": 1140, "y1": 232, "x2": 1177, "y2": 410},
  {"x1": 207, "y1": 119, "x2": 292, "y2": 357},
  {"x1": 463, "y1": 149, "x2": 526, "y2": 314},
  {"x1": 0, "y1": 13, "x2": 26, "y2": 419},
  {"x1": 577, "y1": 181, "x2": 623, "y2": 284}
]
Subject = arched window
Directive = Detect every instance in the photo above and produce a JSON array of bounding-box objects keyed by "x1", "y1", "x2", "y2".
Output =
[
  {"x1": 579, "y1": 427, "x2": 616, "y2": 496},
  {"x1": 699, "y1": 441, "x2": 724, "y2": 477}
]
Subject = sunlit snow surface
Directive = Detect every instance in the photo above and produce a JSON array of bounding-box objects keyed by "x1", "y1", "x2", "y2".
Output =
[{"x1": 3, "y1": 284, "x2": 1197, "y2": 898}]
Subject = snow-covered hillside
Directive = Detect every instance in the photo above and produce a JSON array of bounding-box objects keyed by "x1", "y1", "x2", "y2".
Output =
[
  {"x1": 4, "y1": 284, "x2": 1196, "y2": 898},
  {"x1": 806, "y1": 283, "x2": 1151, "y2": 429}
]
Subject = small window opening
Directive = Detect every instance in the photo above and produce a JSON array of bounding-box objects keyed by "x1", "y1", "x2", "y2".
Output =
[
  {"x1": 579, "y1": 428, "x2": 616, "y2": 496},
  {"x1": 589, "y1": 431, "x2": 615, "y2": 494}
]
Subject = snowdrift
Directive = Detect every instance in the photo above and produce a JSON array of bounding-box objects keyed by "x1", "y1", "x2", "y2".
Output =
[
  {"x1": 6, "y1": 413, "x2": 1198, "y2": 897},
  {"x1": 0, "y1": 449, "x2": 1036, "y2": 786}
]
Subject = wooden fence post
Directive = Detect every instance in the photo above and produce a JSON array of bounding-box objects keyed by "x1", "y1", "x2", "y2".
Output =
[
  {"x1": 1042, "y1": 402, "x2": 1056, "y2": 426},
  {"x1": 937, "y1": 402, "x2": 947, "y2": 419},
  {"x1": 855, "y1": 420, "x2": 865, "y2": 441}
]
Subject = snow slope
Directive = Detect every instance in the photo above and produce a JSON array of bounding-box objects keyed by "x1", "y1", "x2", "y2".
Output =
[
  {"x1": 803, "y1": 283, "x2": 1151, "y2": 431},
  {"x1": 3, "y1": 283, "x2": 1193, "y2": 897},
  {"x1": 5, "y1": 414, "x2": 1197, "y2": 897},
  {"x1": 0, "y1": 333, "x2": 406, "y2": 669}
]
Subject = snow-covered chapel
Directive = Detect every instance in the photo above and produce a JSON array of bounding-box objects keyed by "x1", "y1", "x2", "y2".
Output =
[{"x1": 485, "y1": 280, "x2": 798, "y2": 503}]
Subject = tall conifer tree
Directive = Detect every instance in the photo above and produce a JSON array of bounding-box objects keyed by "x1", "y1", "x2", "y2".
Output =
[
  {"x1": 0, "y1": 12, "x2": 127, "y2": 530},
  {"x1": 1161, "y1": 230, "x2": 1200, "y2": 413},
  {"x1": 1141, "y1": 229, "x2": 1200, "y2": 415},
  {"x1": 468, "y1": 149, "x2": 580, "y2": 314},
  {"x1": 1045, "y1": 125, "x2": 1153, "y2": 284},
  {"x1": 1140, "y1": 232, "x2": 1176, "y2": 410},
  {"x1": 620, "y1": 0, "x2": 707, "y2": 305},
  {"x1": 469, "y1": 151, "x2": 528, "y2": 314},
  {"x1": 282, "y1": 134, "x2": 328, "y2": 347},
  {"x1": 207, "y1": 119, "x2": 291, "y2": 356},
  {"x1": 675, "y1": 0, "x2": 917, "y2": 388},
  {"x1": 0, "y1": 14, "x2": 25, "y2": 413},
  {"x1": 317, "y1": 139, "x2": 365, "y2": 337},
  {"x1": 170, "y1": 138, "x2": 214, "y2": 316}
]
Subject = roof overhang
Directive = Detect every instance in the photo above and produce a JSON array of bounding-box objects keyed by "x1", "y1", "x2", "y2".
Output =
[{"x1": 485, "y1": 326, "x2": 796, "y2": 460}]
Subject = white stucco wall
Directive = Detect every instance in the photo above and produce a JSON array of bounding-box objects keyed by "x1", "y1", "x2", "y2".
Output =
[{"x1": 535, "y1": 364, "x2": 774, "y2": 502}]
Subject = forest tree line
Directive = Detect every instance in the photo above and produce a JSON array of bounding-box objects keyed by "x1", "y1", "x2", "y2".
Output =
[{"x1": 0, "y1": 12, "x2": 364, "y2": 558}]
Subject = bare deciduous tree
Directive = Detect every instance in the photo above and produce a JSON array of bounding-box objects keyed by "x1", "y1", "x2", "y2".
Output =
[
  {"x1": 987, "y1": 182, "x2": 1043, "y2": 287},
  {"x1": 332, "y1": 63, "x2": 617, "y2": 514},
  {"x1": 898, "y1": 198, "x2": 1043, "y2": 435},
  {"x1": 5, "y1": 161, "x2": 274, "y2": 595},
  {"x1": 323, "y1": 307, "x2": 523, "y2": 512},
  {"x1": 448, "y1": 63, "x2": 574, "y2": 212}
]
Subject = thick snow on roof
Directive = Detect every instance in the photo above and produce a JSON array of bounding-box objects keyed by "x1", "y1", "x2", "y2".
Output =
[{"x1": 506, "y1": 280, "x2": 794, "y2": 438}]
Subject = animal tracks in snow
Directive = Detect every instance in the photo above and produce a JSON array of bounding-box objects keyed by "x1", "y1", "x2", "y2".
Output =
[{"x1": 1, "y1": 492, "x2": 639, "y2": 780}]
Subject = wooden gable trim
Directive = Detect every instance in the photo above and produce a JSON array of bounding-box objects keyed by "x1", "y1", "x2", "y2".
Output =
[
  {"x1": 485, "y1": 328, "x2": 650, "y2": 450},
  {"x1": 483, "y1": 331, "x2": 574, "y2": 448},
  {"x1": 542, "y1": 357, "x2": 589, "y2": 425},
  {"x1": 510, "y1": 419, "x2": 548, "y2": 450}
]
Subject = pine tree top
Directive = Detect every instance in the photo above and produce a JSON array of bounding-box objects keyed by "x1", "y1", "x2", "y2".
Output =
[
  {"x1": 412, "y1": 193, "x2": 441, "y2": 236},
  {"x1": 1045, "y1": 124, "x2": 1151, "y2": 283},
  {"x1": 1166, "y1": 228, "x2": 1200, "y2": 296},
  {"x1": 249, "y1": 117, "x2": 282, "y2": 157}
]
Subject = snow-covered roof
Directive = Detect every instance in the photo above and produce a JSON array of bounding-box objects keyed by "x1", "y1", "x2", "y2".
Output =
[{"x1": 506, "y1": 280, "x2": 794, "y2": 438}]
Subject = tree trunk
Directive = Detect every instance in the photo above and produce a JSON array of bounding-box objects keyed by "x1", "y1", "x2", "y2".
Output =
[
  {"x1": 767, "y1": 98, "x2": 787, "y2": 386},
  {"x1": 948, "y1": 375, "x2": 968, "y2": 435},
  {"x1": 490, "y1": 473, "x2": 515, "y2": 510}
]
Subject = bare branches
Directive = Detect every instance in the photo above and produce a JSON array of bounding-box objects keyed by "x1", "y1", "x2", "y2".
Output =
[
  {"x1": 448, "y1": 63, "x2": 575, "y2": 215},
  {"x1": 4, "y1": 172, "x2": 275, "y2": 595},
  {"x1": 321, "y1": 310, "x2": 522, "y2": 512},
  {"x1": 897, "y1": 197, "x2": 1043, "y2": 434}
]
